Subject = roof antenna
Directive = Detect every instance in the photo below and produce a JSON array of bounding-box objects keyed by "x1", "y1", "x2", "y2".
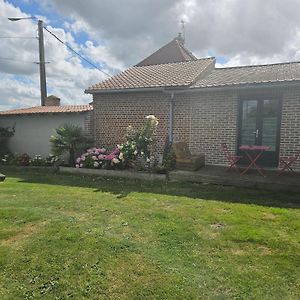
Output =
[{"x1": 180, "y1": 19, "x2": 185, "y2": 44}]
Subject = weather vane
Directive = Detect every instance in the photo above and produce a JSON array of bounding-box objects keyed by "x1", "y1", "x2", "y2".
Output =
[{"x1": 180, "y1": 19, "x2": 185, "y2": 44}]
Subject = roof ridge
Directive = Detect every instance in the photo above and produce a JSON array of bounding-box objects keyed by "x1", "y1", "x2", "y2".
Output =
[
  {"x1": 216, "y1": 60, "x2": 300, "y2": 70},
  {"x1": 134, "y1": 57, "x2": 215, "y2": 68},
  {"x1": 176, "y1": 40, "x2": 198, "y2": 60}
]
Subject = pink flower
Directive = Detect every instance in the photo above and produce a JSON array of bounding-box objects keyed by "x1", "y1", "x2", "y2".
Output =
[
  {"x1": 98, "y1": 154, "x2": 105, "y2": 160},
  {"x1": 105, "y1": 153, "x2": 115, "y2": 160},
  {"x1": 76, "y1": 157, "x2": 81, "y2": 163},
  {"x1": 81, "y1": 156, "x2": 86, "y2": 161},
  {"x1": 99, "y1": 148, "x2": 106, "y2": 153},
  {"x1": 112, "y1": 148, "x2": 120, "y2": 155}
]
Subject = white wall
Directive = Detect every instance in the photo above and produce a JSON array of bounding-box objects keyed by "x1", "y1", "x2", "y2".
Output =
[{"x1": 0, "y1": 113, "x2": 87, "y2": 157}]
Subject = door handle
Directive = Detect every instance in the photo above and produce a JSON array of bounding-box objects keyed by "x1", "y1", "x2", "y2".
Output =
[{"x1": 252, "y1": 129, "x2": 259, "y2": 138}]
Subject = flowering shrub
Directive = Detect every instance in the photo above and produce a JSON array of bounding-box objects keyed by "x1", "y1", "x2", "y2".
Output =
[
  {"x1": 117, "y1": 141, "x2": 138, "y2": 160},
  {"x1": 16, "y1": 153, "x2": 31, "y2": 166},
  {"x1": 30, "y1": 155, "x2": 45, "y2": 166},
  {"x1": 75, "y1": 115, "x2": 158, "y2": 170},
  {"x1": 75, "y1": 147, "x2": 125, "y2": 169},
  {"x1": 45, "y1": 154, "x2": 59, "y2": 166},
  {"x1": 0, "y1": 153, "x2": 58, "y2": 167},
  {"x1": 125, "y1": 115, "x2": 159, "y2": 162}
]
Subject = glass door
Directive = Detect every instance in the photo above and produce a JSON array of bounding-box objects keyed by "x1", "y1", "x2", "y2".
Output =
[{"x1": 238, "y1": 98, "x2": 282, "y2": 167}]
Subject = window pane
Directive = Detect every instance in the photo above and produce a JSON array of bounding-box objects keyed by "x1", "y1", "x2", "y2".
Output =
[
  {"x1": 241, "y1": 100, "x2": 257, "y2": 146},
  {"x1": 262, "y1": 99, "x2": 278, "y2": 151}
]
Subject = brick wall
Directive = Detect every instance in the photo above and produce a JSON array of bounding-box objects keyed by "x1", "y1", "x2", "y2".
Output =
[
  {"x1": 280, "y1": 86, "x2": 300, "y2": 170},
  {"x1": 173, "y1": 90, "x2": 238, "y2": 165},
  {"x1": 93, "y1": 92, "x2": 170, "y2": 161},
  {"x1": 92, "y1": 86, "x2": 300, "y2": 170},
  {"x1": 84, "y1": 110, "x2": 94, "y2": 140}
]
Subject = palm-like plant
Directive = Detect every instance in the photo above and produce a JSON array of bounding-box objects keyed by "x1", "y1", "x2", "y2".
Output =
[{"x1": 50, "y1": 124, "x2": 92, "y2": 166}]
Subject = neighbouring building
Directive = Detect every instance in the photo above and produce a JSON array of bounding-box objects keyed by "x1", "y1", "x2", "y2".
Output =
[
  {"x1": 85, "y1": 34, "x2": 300, "y2": 170},
  {"x1": 0, "y1": 96, "x2": 93, "y2": 156}
]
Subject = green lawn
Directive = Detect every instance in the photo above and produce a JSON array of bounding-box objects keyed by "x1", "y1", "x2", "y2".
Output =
[{"x1": 0, "y1": 171, "x2": 299, "y2": 299}]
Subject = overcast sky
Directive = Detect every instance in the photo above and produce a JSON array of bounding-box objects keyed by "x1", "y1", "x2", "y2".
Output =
[{"x1": 1, "y1": 0, "x2": 300, "y2": 110}]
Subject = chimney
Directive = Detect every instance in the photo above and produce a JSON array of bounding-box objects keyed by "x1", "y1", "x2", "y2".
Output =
[{"x1": 45, "y1": 95, "x2": 61, "y2": 106}]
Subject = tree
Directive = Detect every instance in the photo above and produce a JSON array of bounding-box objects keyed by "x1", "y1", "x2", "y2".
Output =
[{"x1": 50, "y1": 124, "x2": 92, "y2": 166}]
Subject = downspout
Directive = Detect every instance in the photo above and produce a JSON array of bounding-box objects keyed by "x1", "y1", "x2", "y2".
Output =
[{"x1": 169, "y1": 92, "x2": 174, "y2": 144}]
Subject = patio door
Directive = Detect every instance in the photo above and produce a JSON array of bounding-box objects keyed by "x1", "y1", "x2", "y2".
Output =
[{"x1": 237, "y1": 97, "x2": 282, "y2": 167}]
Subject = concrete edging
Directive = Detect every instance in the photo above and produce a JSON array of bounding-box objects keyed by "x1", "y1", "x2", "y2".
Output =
[{"x1": 59, "y1": 166, "x2": 167, "y2": 181}]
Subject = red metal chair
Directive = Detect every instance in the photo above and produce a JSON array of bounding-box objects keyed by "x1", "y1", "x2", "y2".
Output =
[
  {"x1": 278, "y1": 148, "x2": 300, "y2": 176},
  {"x1": 221, "y1": 143, "x2": 242, "y2": 173}
]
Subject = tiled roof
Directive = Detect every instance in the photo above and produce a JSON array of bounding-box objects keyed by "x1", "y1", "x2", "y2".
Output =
[
  {"x1": 86, "y1": 58, "x2": 215, "y2": 92},
  {"x1": 0, "y1": 105, "x2": 93, "y2": 116},
  {"x1": 136, "y1": 37, "x2": 197, "y2": 66},
  {"x1": 192, "y1": 61, "x2": 300, "y2": 88}
]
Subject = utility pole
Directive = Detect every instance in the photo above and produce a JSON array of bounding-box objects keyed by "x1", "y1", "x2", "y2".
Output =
[
  {"x1": 8, "y1": 17, "x2": 47, "y2": 106},
  {"x1": 38, "y1": 20, "x2": 47, "y2": 106}
]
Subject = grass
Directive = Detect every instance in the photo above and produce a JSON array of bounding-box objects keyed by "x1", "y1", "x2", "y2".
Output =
[{"x1": 0, "y1": 170, "x2": 299, "y2": 299}]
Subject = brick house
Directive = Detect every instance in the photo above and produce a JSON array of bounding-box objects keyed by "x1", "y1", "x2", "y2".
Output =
[{"x1": 86, "y1": 35, "x2": 300, "y2": 170}]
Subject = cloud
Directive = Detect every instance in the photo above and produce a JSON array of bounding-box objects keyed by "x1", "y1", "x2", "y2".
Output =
[
  {"x1": 0, "y1": 0, "x2": 120, "y2": 110},
  {"x1": 48, "y1": 0, "x2": 300, "y2": 67},
  {"x1": 2, "y1": 0, "x2": 300, "y2": 110}
]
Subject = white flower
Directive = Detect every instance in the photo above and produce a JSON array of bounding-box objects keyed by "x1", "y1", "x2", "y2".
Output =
[
  {"x1": 94, "y1": 161, "x2": 99, "y2": 167},
  {"x1": 146, "y1": 115, "x2": 159, "y2": 126},
  {"x1": 141, "y1": 151, "x2": 144, "y2": 156},
  {"x1": 146, "y1": 115, "x2": 155, "y2": 120},
  {"x1": 119, "y1": 152, "x2": 124, "y2": 160},
  {"x1": 146, "y1": 158, "x2": 150, "y2": 163},
  {"x1": 112, "y1": 158, "x2": 120, "y2": 164},
  {"x1": 133, "y1": 150, "x2": 138, "y2": 155}
]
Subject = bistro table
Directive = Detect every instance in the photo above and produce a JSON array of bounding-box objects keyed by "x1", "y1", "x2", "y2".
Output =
[{"x1": 239, "y1": 145, "x2": 271, "y2": 177}]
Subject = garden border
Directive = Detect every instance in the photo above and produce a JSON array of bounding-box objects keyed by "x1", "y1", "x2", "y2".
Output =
[{"x1": 59, "y1": 166, "x2": 167, "y2": 181}]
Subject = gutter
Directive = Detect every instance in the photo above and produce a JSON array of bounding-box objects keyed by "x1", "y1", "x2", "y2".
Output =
[
  {"x1": 85, "y1": 87, "x2": 166, "y2": 94},
  {"x1": 176, "y1": 80, "x2": 300, "y2": 94},
  {"x1": 168, "y1": 92, "x2": 174, "y2": 144},
  {"x1": 85, "y1": 80, "x2": 300, "y2": 96}
]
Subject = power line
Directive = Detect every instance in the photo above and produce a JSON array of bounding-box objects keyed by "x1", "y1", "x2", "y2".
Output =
[
  {"x1": 43, "y1": 26, "x2": 111, "y2": 77},
  {"x1": 0, "y1": 57, "x2": 37, "y2": 64},
  {"x1": 0, "y1": 36, "x2": 36, "y2": 39}
]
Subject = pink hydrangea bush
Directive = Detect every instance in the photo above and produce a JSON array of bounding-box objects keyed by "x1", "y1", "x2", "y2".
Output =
[
  {"x1": 75, "y1": 115, "x2": 158, "y2": 170},
  {"x1": 75, "y1": 147, "x2": 125, "y2": 169}
]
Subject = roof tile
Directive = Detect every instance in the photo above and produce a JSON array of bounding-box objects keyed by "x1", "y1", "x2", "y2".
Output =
[
  {"x1": 0, "y1": 105, "x2": 93, "y2": 116},
  {"x1": 192, "y1": 61, "x2": 300, "y2": 88},
  {"x1": 136, "y1": 37, "x2": 197, "y2": 66},
  {"x1": 86, "y1": 58, "x2": 215, "y2": 92}
]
